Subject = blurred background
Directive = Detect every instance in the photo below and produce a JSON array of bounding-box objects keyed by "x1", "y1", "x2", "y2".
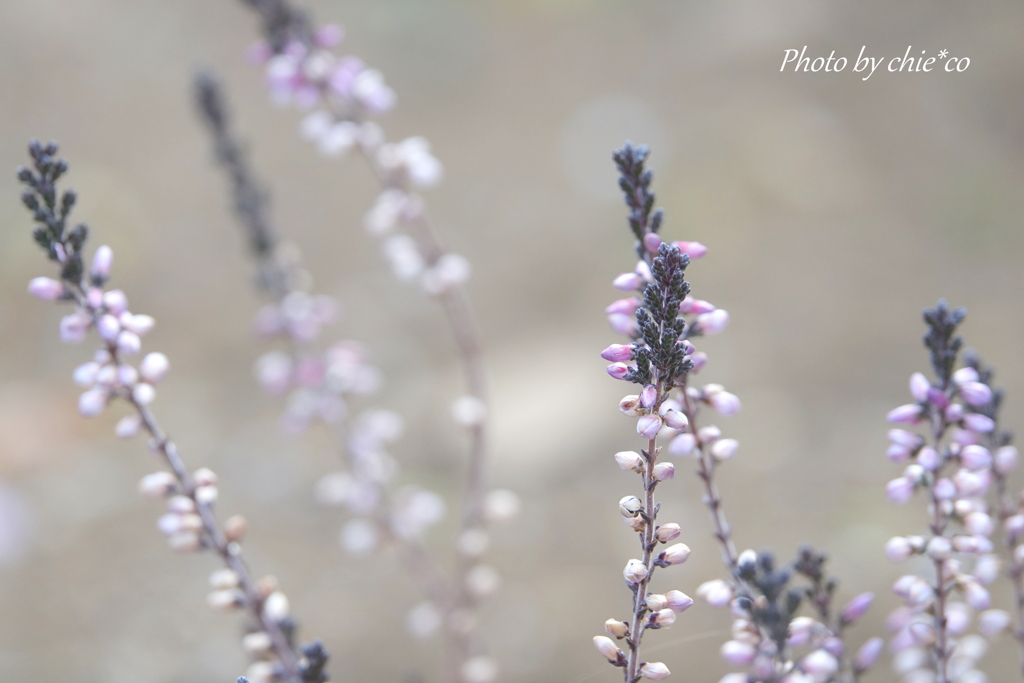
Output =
[{"x1": 2, "y1": 0, "x2": 1024, "y2": 681}]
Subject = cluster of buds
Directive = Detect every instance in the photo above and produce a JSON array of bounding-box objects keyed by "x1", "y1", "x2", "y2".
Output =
[{"x1": 883, "y1": 301, "x2": 1020, "y2": 682}]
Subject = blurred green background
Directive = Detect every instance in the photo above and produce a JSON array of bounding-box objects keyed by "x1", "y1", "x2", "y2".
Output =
[{"x1": 2, "y1": 0, "x2": 1024, "y2": 681}]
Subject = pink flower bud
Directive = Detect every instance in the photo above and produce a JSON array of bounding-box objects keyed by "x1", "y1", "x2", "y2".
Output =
[
  {"x1": 945, "y1": 403, "x2": 964, "y2": 422},
  {"x1": 649, "y1": 608, "x2": 676, "y2": 628},
  {"x1": 606, "y1": 298, "x2": 640, "y2": 315},
  {"x1": 916, "y1": 446, "x2": 940, "y2": 471},
  {"x1": 720, "y1": 640, "x2": 757, "y2": 667},
  {"x1": 608, "y1": 313, "x2": 639, "y2": 337},
  {"x1": 97, "y1": 314, "x2": 120, "y2": 342},
  {"x1": 606, "y1": 363, "x2": 631, "y2": 380},
  {"x1": 840, "y1": 592, "x2": 874, "y2": 624},
  {"x1": 909, "y1": 373, "x2": 930, "y2": 401},
  {"x1": 886, "y1": 477, "x2": 914, "y2": 504},
  {"x1": 643, "y1": 233, "x2": 663, "y2": 254},
  {"x1": 679, "y1": 339, "x2": 695, "y2": 355},
  {"x1": 659, "y1": 543, "x2": 691, "y2": 565},
  {"x1": 619, "y1": 395, "x2": 641, "y2": 416},
  {"x1": 996, "y1": 446, "x2": 1018, "y2": 475},
  {"x1": 697, "y1": 579, "x2": 733, "y2": 607},
  {"x1": 853, "y1": 637, "x2": 883, "y2": 672},
  {"x1": 960, "y1": 445, "x2": 991, "y2": 471},
  {"x1": 964, "y1": 512, "x2": 994, "y2": 537},
  {"x1": 964, "y1": 581, "x2": 991, "y2": 610},
  {"x1": 887, "y1": 444, "x2": 910, "y2": 462},
  {"x1": 672, "y1": 241, "x2": 707, "y2": 259},
  {"x1": 665, "y1": 590, "x2": 693, "y2": 612},
  {"x1": 640, "y1": 385, "x2": 658, "y2": 408},
  {"x1": 662, "y1": 410, "x2": 688, "y2": 431},
  {"x1": 139, "y1": 353, "x2": 170, "y2": 384},
  {"x1": 28, "y1": 277, "x2": 64, "y2": 301},
  {"x1": 801, "y1": 650, "x2": 838, "y2": 679},
  {"x1": 926, "y1": 386, "x2": 948, "y2": 409},
  {"x1": 615, "y1": 451, "x2": 644, "y2": 472},
  {"x1": 709, "y1": 391, "x2": 741, "y2": 416},
  {"x1": 639, "y1": 662, "x2": 670, "y2": 680},
  {"x1": 623, "y1": 559, "x2": 648, "y2": 585},
  {"x1": 132, "y1": 383, "x2": 155, "y2": 405},
  {"x1": 953, "y1": 367, "x2": 980, "y2": 385},
  {"x1": 593, "y1": 635, "x2": 623, "y2": 661},
  {"x1": 689, "y1": 352, "x2": 708, "y2": 372},
  {"x1": 886, "y1": 537, "x2": 914, "y2": 563},
  {"x1": 653, "y1": 462, "x2": 675, "y2": 481},
  {"x1": 613, "y1": 273, "x2": 644, "y2": 291},
  {"x1": 711, "y1": 438, "x2": 738, "y2": 461},
  {"x1": 888, "y1": 429, "x2": 922, "y2": 449},
  {"x1": 656, "y1": 524, "x2": 681, "y2": 543},
  {"x1": 689, "y1": 299, "x2": 716, "y2": 315},
  {"x1": 963, "y1": 413, "x2": 995, "y2": 434},
  {"x1": 91, "y1": 245, "x2": 113, "y2": 281},
  {"x1": 959, "y1": 382, "x2": 992, "y2": 407},
  {"x1": 103, "y1": 289, "x2": 128, "y2": 315},
  {"x1": 117, "y1": 330, "x2": 141, "y2": 355},
  {"x1": 887, "y1": 404, "x2": 923, "y2": 424},
  {"x1": 78, "y1": 388, "x2": 108, "y2": 417},
  {"x1": 601, "y1": 344, "x2": 633, "y2": 362},
  {"x1": 115, "y1": 414, "x2": 142, "y2": 439},
  {"x1": 926, "y1": 536, "x2": 952, "y2": 560},
  {"x1": 696, "y1": 309, "x2": 729, "y2": 335},
  {"x1": 669, "y1": 433, "x2": 695, "y2": 456},
  {"x1": 637, "y1": 414, "x2": 663, "y2": 439},
  {"x1": 678, "y1": 296, "x2": 694, "y2": 314}
]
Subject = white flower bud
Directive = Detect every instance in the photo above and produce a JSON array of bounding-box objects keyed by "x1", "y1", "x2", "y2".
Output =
[
  {"x1": 711, "y1": 438, "x2": 738, "y2": 461},
  {"x1": 650, "y1": 608, "x2": 676, "y2": 628},
  {"x1": 262, "y1": 591, "x2": 290, "y2": 622},
  {"x1": 116, "y1": 330, "x2": 141, "y2": 355},
  {"x1": 138, "y1": 471, "x2": 176, "y2": 499},
  {"x1": 619, "y1": 496, "x2": 643, "y2": 517},
  {"x1": 483, "y1": 489, "x2": 520, "y2": 523},
  {"x1": 115, "y1": 414, "x2": 142, "y2": 439},
  {"x1": 646, "y1": 593, "x2": 668, "y2": 611},
  {"x1": 207, "y1": 589, "x2": 245, "y2": 612},
  {"x1": 619, "y1": 395, "x2": 641, "y2": 416},
  {"x1": 697, "y1": 579, "x2": 734, "y2": 607},
  {"x1": 242, "y1": 631, "x2": 273, "y2": 656},
  {"x1": 979, "y1": 609, "x2": 1012, "y2": 637},
  {"x1": 460, "y1": 655, "x2": 498, "y2": 683},
  {"x1": 166, "y1": 495, "x2": 196, "y2": 514},
  {"x1": 666, "y1": 590, "x2": 693, "y2": 612},
  {"x1": 139, "y1": 352, "x2": 169, "y2": 384},
  {"x1": 615, "y1": 451, "x2": 644, "y2": 472},
  {"x1": 663, "y1": 410, "x2": 689, "y2": 431},
  {"x1": 660, "y1": 543, "x2": 691, "y2": 565},
  {"x1": 593, "y1": 635, "x2": 623, "y2": 661},
  {"x1": 697, "y1": 425, "x2": 721, "y2": 443},
  {"x1": 224, "y1": 514, "x2": 247, "y2": 542},
  {"x1": 656, "y1": 523, "x2": 681, "y2": 543},
  {"x1": 721, "y1": 640, "x2": 757, "y2": 666},
  {"x1": 653, "y1": 462, "x2": 675, "y2": 481},
  {"x1": 926, "y1": 537, "x2": 952, "y2": 560},
  {"x1": 132, "y1": 383, "x2": 155, "y2": 405},
  {"x1": 639, "y1": 662, "x2": 670, "y2": 680},
  {"x1": 195, "y1": 485, "x2": 218, "y2": 506},
  {"x1": 209, "y1": 568, "x2": 240, "y2": 589},
  {"x1": 73, "y1": 362, "x2": 100, "y2": 387},
  {"x1": 78, "y1": 388, "x2": 108, "y2": 417},
  {"x1": 605, "y1": 619, "x2": 629, "y2": 638},
  {"x1": 623, "y1": 559, "x2": 648, "y2": 585}
]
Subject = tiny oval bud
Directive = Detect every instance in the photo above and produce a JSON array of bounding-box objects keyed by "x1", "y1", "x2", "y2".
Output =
[
  {"x1": 637, "y1": 414, "x2": 663, "y2": 439},
  {"x1": 660, "y1": 543, "x2": 691, "y2": 565},
  {"x1": 960, "y1": 382, "x2": 993, "y2": 407},
  {"x1": 28, "y1": 277, "x2": 64, "y2": 301},
  {"x1": 640, "y1": 385, "x2": 658, "y2": 408},
  {"x1": 262, "y1": 591, "x2": 290, "y2": 622},
  {"x1": 711, "y1": 438, "x2": 738, "y2": 461},
  {"x1": 619, "y1": 495, "x2": 643, "y2": 517},
  {"x1": 840, "y1": 592, "x2": 874, "y2": 624},
  {"x1": 639, "y1": 662, "x2": 670, "y2": 680},
  {"x1": 604, "y1": 619, "x2": 628, "y2": 639},
  {"x1": 854, "y1": 637, "x2": 884, "y2": 672},
  {"x1": 91, "y1": 245, "x2": 113, "y2": 280},
  {"x1": 207, "y1": 589, "x2": 245, "y2": 612},
  {"x1": 696, "y1": 579, "x2": 734, "y2": 607},
  {"x1": 656, "y1": 523, "x2": 681, "y2": 543},
  {"x1": 669, "y1": 433, "x2": 695, "y2": 456},
  {"x1": 115, "y1": 414, "x2": 142, "y2": 439},
  {"x1": 720, "y1": 640, "x2": 757, "y2": 667},
  {"x1": 996, "y1": 446, "x2": 1019, "y2": 475},
  {"x1": 600, "y1": 343, "x2": 634, "y2": 362},
  {"x1": 887, "y1": 404, "x2": 923, "y2": 424},
  {"x1": 593, "y1": 635, "x2": 623, "y2": 661},
  {"x1": 650, "y1": 608, "x2": 676, "y2": 628},
  {"x1": 209, "y1": 568, "x2": 240, "y2": 589},
  {"x1": 619, "y1": 395, "x2": 641, "y2": 416},
  {"x1": 696, "y1": 309, "x2": 729, "y2": 335},
  {"x1": 607, "y1": 363, "x2": 631, "y2": 380},
  {"x1": 140, "y1": 352, "x2": 170, "y2": 384},
  {"x1": 623, "y1": 559, "x2": 649, "y2": 585},
  {"x1": 646, "y1": 594, "x2": 668, "y2": 611},
  {"x1": 138, "y1": 471, "x2": 176, "y2": 499},
  {"x1": 662, "y1": 410, "x2": 689, "y2": 431},
  {"x1": 224, "y1": 514, "x2": 247, "y2": 542},
  {"x1": 78, "y1": 388, "x2": 108, "y2": 418},
  {"x1": 614, "y1": 450, "x2": 645, "y2": 472},
  {"x1": 885, "y1": 537, "x2": 914, "y2": 563},
  {"x1": 613, "y1": 272, "x2": 644, "y2": 291},
  {"x1": 653, "y1": 462, "x2": 675, "y2": 481},
  {"x1": 665, "y1": 590, "x2": 693, "y2": 613}
]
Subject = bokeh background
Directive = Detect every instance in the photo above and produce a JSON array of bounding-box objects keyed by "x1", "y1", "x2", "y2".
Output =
[{"x1": 2, "y1": 0, "x2": 1024, "y2": 681}]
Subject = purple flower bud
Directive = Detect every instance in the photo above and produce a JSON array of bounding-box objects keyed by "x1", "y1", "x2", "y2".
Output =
[
  {"x1": 963, "y1": 413, "x2": 995, "y2": 434},
  {"x1": 653, "y1": 462, "x2": 674, "y2": 481},
  {"x1": 659, "y1": 543, "x2": 691, "y2": 565},
  {"x1": 695, "y1": 309, "x2": 729, "y2": 335},
  {"x1": 689, "y1": 299, "x2": 716, "y2": 315},
  {"x1": 613, "y1": 272, "x2": 644, "y2": 291},
  {"x1": 840, "y1": 592, "x2": 874, "y2": 624},
  {"x1": 606, "y1": 363, "x2": 631, "y2": 380},
  {"x1": 614, "y1": 451, "x2": 644, "y2": 472},
  {"x1": 887, "y1": 444, "x2": 910, "y2": 462},
  {"x1": 720, "y1": 640, "x2": 757, "y2": 667},
  {"x1": 669, "y1": 433, "x2": 695, "y2": 456},
  {"x1": 964, "y1": 581, "x2": 991, "y2": 610},
  {"x1": 637, "y1": 414, "x2": 663, "y2": 439},
  {"x1": 960, "y1": 444, "x2": 992, "y2": 471},
  {"x1": 886, "y1": 477, "x2": 914, "y2": 504},
  {"x1": 887, "y1": 404, "x2": 923, "y2": 424},
  {"x1": 86, "y1": 288, "x2": 103, "y2": 309},
  {"x1": 934, "y1": 478, "x2": 957, "y2": 500},
  {"x1": 679, "y1": 339, "x2": 695, "y2": 355},
  {"x1": 672, "y1": 240, "x2": 707, "y2": 259},
  {"x1": 709, "y1": 391, "x2": 741, "y2": 416},
  {"x1": 665, "y1": 590, "x2": 693, "y2": 612},
  {"x1": 117, "y1": 330, "x2": 141, "y2": 356},
  {"x1": 964, "y1": 511, "x2": 994, "y2": 537},
  {"x1": 926, "y1": 387, "x2": 948, "y2": 408},
  {"x1": 959, "y1": 382, "x2": 993, "y2": 407},
  {"x1": 678, "y1": 296, "x2": 694, "y2": 314},
  {"x1": 91, "y1": 245, "x2": 113, "y2": 281},
  {"x1": 608, "y1": 313, "x2": 638, "y2": 337},
  {"x1": 909, "y1": 373, "x2": 930, "y2": 401},
  {"x1": 853, "y1": 637, "x2": 883, "y2": 672},
  {"x1": 605, "y1": 298, "x2": 640, "y2": 315},
  {"x1": 640, "y1": 385, "x2": 658, "y2": 408},
  {"x1": 103, "y1": 289, "x2": 128, "y2": 315},
  {"x1": 663, "y1": 410, "x2": 688, "y2": 431},
  {"x1": 974, "y1": 554, "x2": 1000, "y2": 585},
  {"x1": 689, "y1": 352, "x2": 708, "y2": 372},
  {"x1": 643, "y1": 233, "x2": 662, "y2": 254},
  {"x1": 979, "y1": 609, "x2": 1012, "y2": 637},
  {"x1": 996, "y1": 446, "x2": 1018, "y2": 475},
  {"x1": 28, "y1": 277, "x2": 64, "y2": 301},
  {"x1": 600, "y1": 344, "x2": 633, "y2": 362},
  {"x1": 916, "y1": 446, "x2": 940, "y2": 471}
]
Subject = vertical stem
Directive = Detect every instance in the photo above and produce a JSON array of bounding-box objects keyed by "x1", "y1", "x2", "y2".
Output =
[
  {"x1": 625, "y1": 435, "x2": 660, "y2": 683},
  {"x1": 928, "y1": 417, "x2": 951, "y2": 683}
]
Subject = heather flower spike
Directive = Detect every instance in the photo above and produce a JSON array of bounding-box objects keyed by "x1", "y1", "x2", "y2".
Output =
[
  {"x1": 882, "y1": 300, "x2": 1024, "y2": 681},
  {"x1": 17, "y1": 139, "x2": 323, "y2": 683}
]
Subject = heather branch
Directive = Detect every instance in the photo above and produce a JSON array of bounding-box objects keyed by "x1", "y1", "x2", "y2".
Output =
[{"x1": 18, "y1": 140, "x2": 318, "y2": 683}]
